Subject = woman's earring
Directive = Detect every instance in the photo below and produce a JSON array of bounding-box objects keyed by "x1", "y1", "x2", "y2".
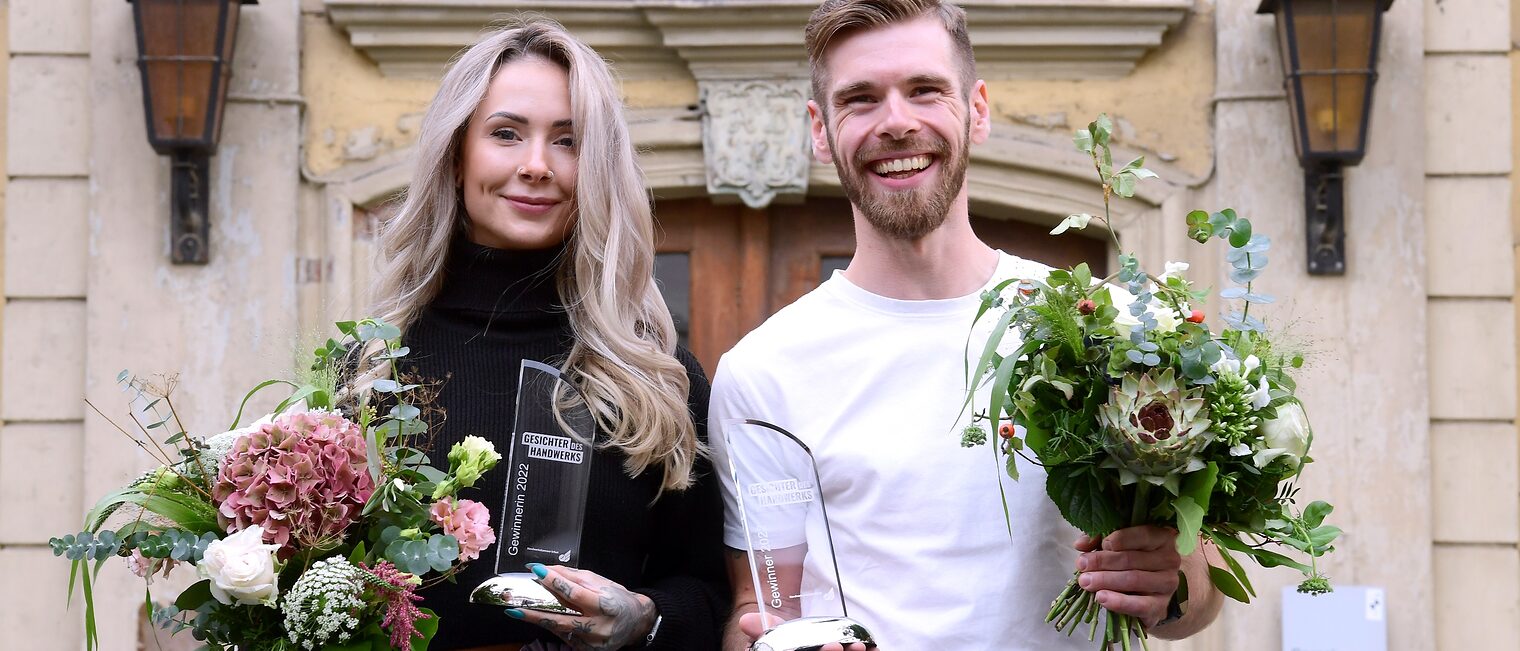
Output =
[{"x1": 546, "y1": 170, "x2": 555, "y2": 180}]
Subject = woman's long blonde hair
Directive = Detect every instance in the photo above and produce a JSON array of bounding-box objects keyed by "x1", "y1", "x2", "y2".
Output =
[{"x1": 367, "y1": 17, "x2": 700, "y2": 491}]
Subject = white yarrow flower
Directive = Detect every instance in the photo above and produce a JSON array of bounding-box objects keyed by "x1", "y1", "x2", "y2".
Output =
[{"x1": 282, "y1": 557, "x2": 365, "y2": 650}]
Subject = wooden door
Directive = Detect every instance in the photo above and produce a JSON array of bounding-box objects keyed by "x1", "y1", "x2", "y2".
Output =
[{"x1": 653, "y1": 197, "x2": 1108, "y2": 375}]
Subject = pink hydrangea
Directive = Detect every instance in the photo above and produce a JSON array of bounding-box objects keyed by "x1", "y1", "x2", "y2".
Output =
[
  {"x1": 213, "y1": 410, "x2": 375, "y2": 550},
  {"x1": 428, "y1": 497, "x2": 495, "y2": 562}
]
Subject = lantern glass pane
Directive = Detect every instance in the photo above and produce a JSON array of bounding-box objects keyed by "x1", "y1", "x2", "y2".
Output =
[
  {"x1": 1289, "y1": 0, "x2": 1377, "y2": 156},
  {"x1": 208, "y1": 4, "x2": 243, "y2": 146},
  {"x1": 138, "y1": 0, "x2": 224, "y2": 148}
]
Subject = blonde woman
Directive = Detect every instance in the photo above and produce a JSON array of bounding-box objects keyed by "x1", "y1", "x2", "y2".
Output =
[{"x1": 366, "y1": 18, "x2": 727, "y2": 651}]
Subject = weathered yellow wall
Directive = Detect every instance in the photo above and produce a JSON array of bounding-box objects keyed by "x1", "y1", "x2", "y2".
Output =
[
  {"x1": 301, "y1": 16, "x2": 699, "y2": 177},
  {"x1": 301, "y1": 15, "x2": 434, "y2": 177},
  {"x1": 985, "y1": 3, "x2": 1216, "y2": 180},
  {"x1": 303, "y1": 5, "x2": 1212, "y2": 179}
]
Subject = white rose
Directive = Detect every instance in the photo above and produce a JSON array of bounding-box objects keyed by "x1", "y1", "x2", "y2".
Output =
[
  {"x1": 198, "y1": 525, "x2": 282, "y2": 607},
  {"x1": 1161, "y1": 261, "x2": 1190, "y2": 279},
  {"x1": 1253, "y1": 402, "x2": 1312, "y2": 470}
]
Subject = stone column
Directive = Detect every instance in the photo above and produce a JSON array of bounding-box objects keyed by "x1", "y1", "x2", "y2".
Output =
[
  {"x1": 0, "y1": 0, "x2": 88, "y2": 647},
  {"x1": 1424, "y1": 1, "x2": 1520, "y2": 648}
]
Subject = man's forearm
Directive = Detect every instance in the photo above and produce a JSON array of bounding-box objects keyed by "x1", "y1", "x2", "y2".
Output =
[{"x1": 1152, "y1": 539, "x2": 1226, "y2": 640}]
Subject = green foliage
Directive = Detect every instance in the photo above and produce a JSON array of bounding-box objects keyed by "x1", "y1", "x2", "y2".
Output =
[
  {"x1": 1045, "y1": 464, "x2": 1123, "y2": 537},
  {"x1": 49, "y1": 530, "x2": 120, "y2": 562},
  {"x1": 384, "y1": 533, "x2": 460, "y2": 575},
  {"x1": 133, "y1": 530, "x2": 218, "y2": 563},
  {"x1": 963, "y1": 113, "x2": 1342, "y2": 645}
]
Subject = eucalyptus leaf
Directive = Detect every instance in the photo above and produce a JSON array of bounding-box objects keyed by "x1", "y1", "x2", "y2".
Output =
[
  {"x1": 390, "y1": 404, "x2": 421, "y2": 421},
  {"x1": 1242, "y1": 235, "x2": 1272, "y2": 254},
  {"x1": 1229, "y1": 268, "x2": 1262, "y2": 284},
  {"x1": 1228, "y1": 219, "x2": 1253, "y2": 248}
]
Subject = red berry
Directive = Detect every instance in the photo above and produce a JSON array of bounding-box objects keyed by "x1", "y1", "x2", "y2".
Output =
[
  {"x1": 1187, "y1": 309, "x2": 1205, "y2": 324},
  {"x1": 999, "y1": 423, "x2": 1017, "y2": 439},
  {"x1": 1077, "y1": 299, "x2": 1097, "y2": 315}
]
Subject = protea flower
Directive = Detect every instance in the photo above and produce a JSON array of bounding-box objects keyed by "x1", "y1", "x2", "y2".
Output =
[{"x1": 1098, "y1": 368, "x2": 1213, "y2": 493}]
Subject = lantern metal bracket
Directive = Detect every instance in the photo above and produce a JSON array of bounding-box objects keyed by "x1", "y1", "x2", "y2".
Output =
[
  {"x1": 1304, "y1": 163, "x2": 1345, "y2": 276},
  {"x1": 170, "y1": 151, "x2": 211, "y2": 265}
]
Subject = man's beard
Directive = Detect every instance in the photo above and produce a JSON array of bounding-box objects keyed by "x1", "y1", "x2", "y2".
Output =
[{"x1": 831, "y1": 123, "x2": 970, "y2": 241}]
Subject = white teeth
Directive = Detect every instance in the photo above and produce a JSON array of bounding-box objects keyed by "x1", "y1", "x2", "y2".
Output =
[{"x1": 873, "y1": 155, "x2": 931, "y2": 175}]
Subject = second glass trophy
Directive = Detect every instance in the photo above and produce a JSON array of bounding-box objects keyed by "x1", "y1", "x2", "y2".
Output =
[
  {"x1": 470, "y1": 360, "x2": 597, "y2": 615},
  {"x1": 722, "y1": 418, "x2": 876, "y2": 651}
]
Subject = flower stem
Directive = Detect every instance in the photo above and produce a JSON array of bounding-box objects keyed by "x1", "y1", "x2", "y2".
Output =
[{"x1": 1131, "y1": 483, "x2": 1152, "y2": 528}]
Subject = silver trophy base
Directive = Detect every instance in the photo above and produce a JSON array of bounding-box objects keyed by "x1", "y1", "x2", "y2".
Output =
[
  {"x1": 750, "y1": 616, "x2": 876, "y2": 651},
  {"x1": 469, "y1": 572, "x2": 583, "y2": 616}
]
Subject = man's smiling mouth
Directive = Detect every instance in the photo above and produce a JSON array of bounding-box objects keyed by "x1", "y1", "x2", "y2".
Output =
[{"x1": 870, "y1": 154, "x2": 933, "y2": 178}]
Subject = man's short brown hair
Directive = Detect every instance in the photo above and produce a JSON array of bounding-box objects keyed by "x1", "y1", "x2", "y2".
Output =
[{"x1": 803, "y1": 0, "x2": 977, "y2": 111}]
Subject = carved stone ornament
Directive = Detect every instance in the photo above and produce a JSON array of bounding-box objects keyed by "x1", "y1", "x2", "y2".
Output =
[{"x1": 701, "y1": 80, "x2": 812, "y2": 209}]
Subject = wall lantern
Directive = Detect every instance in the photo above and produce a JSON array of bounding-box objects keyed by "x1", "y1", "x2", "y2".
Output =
[
  {"x1": 1258, "y1": 0, "x2": 1392, "y2": 276},
  {"x1": 128, "y1": 0, "x2": 256, "y2": 265}
]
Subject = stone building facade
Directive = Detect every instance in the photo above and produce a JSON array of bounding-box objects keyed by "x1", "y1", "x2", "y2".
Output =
[{"x1": 0, "y1": 0, "x2": 1514, "y2": 648}]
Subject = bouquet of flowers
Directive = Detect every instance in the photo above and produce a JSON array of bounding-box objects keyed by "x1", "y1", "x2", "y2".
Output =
[
  {"x1": 50, "y1": 318, "x2": 500, "y2": 651},
  {"x1": 960, "y1": 115, "x2": 1341, "y2": 650}
]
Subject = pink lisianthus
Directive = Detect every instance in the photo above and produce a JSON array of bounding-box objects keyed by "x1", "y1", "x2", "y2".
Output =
[
  {"x1": 428, "y1": 498, "x2": 495, "y2": 562},
  {"x1": 213, "y1": 410, "x2": 375, "y2": 550}
]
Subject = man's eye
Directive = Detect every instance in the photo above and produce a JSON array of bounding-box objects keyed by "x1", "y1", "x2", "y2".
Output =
[
  {"x1": 492, "y1": 128, "x2": 520, "y2": 141},
  {"x1": 912, "y1": 87, "x2": 942, "y2": 97},
  {"x1": 846, "y1": 95, "x2": 875, "y2": 105}
]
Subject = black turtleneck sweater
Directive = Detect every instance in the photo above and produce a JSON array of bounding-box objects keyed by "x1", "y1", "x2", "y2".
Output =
[{"x1": 402, "y1": 238, "x2": 729, "y2": 650}]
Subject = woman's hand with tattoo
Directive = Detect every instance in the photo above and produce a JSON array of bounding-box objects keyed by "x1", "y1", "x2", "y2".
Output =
[{"x1": 506, "y1": 563, "x2": 657, "y2": 651}]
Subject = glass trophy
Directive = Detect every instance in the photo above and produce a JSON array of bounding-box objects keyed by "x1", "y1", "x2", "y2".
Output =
[
  {"x1": 470, "y1": 360, "x2": 596, "y2": 615},
  {"x1": 722, "y1": 418, "x2": 876, "y2": 651}
]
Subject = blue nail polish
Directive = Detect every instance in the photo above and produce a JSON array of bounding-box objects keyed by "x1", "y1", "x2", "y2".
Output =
[
  {"x1": 504, "y1": 608, "x2": 525, "y2": 619},
  {"x1": 526, "y1": 562, "x2": 548, "y2": 578}
]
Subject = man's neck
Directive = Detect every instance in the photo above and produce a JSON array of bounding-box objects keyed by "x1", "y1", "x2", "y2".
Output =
[{"x1": 842, "y1": 196, "x2": 1000, "y2": 300}]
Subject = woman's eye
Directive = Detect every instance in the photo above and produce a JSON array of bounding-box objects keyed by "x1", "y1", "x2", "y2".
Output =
[
  {"x1": 492, "y1": 128, "x2": 520, "y2": 141},
  {"x1": 554, "y1": 136, "x2": 576, "y2": 148}
]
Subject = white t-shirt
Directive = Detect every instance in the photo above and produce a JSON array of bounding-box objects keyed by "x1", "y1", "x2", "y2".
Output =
[{"x1": 709, "y1": 251, "x2": 1087, "y2": 650}]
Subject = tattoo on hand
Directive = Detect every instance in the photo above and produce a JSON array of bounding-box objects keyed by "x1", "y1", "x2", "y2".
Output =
[{"x1": 597, "y1": 586, "x2": 656, "y2": 649}]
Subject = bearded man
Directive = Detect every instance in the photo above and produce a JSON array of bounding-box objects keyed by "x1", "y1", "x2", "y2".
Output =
[{"x1": 708, "y1": 1, "x2": 1227, "y2": 648}]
